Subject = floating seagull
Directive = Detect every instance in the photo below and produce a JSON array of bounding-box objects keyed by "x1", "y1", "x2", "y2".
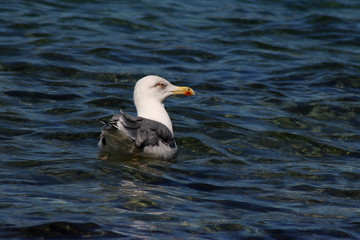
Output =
[{"x1": 98, "y1": 75, "x2": 195, "y2": 160}]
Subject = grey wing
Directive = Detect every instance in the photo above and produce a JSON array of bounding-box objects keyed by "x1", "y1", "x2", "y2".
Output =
[
  {"x1": 120, "y1": 112, "x2": 176, "y2": 149},
  {"x1": 100, "y1": 111, "x2": 176, "y2": 150},
  {"x1": 118, "y1": 111, "x2": 143, "y2": 141},
  {"x1": 100, "y1": 111, "x2": 139, "y2": 140}
]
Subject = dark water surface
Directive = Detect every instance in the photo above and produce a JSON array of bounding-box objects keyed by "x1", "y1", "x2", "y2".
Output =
[{"x1": 1, "y1": 0, "x2": 360, "y2": 239}]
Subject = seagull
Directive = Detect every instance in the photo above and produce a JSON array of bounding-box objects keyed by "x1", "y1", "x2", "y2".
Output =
[{"x1": 98, "y1": 75, "x2": 195, "y2": 160}]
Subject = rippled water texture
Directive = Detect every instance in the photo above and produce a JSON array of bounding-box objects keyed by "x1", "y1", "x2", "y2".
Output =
[{"x1": 1, "y1": 0, "x2": 360, "y2": 239}]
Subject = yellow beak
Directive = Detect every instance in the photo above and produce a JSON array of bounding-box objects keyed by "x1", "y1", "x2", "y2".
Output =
[{"x1": 172, "y1": 86, "x2": 196, "y2": 96}]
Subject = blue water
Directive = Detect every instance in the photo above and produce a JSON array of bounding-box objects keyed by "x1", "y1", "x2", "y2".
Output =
[{"x1": 1, "y1": 0, "x2": 360, "y2": 239}]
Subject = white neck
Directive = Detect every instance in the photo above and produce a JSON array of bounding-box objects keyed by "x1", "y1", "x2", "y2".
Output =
[{"x1": 135, "y1": 99, "x2": 173, "y2": 134}]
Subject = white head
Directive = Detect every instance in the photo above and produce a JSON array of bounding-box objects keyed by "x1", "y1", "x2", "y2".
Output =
[{"x1": 133, "y1": 75, "x2": 195, "y2": 133}]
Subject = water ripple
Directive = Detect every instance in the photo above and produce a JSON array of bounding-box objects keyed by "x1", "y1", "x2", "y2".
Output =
[{"x1": 0, "y1": 0, "x2": 360, "y2": 239}]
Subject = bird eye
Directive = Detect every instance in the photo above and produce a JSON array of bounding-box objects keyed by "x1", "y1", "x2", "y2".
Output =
[{"x1": 157, "y1": 82, "x2": 166, "y2": 88}]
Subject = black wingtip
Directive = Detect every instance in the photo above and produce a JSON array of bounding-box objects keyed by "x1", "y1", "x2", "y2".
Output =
[{"x1": 100, "y1": 119, "x2": 119, "y2": 129}]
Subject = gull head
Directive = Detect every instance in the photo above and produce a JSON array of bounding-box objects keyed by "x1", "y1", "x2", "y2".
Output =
[
  {"x1": 133, "y1": 75, "x2": 195, "y2": 134},
  {"x1": 134, "y1": 75, "x2": 195, "y2": 105}
]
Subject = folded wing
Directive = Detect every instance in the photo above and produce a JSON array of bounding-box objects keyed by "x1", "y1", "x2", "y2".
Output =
[{"x1": 99, "y1": 111, "x2": 176, "y2": 154}]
